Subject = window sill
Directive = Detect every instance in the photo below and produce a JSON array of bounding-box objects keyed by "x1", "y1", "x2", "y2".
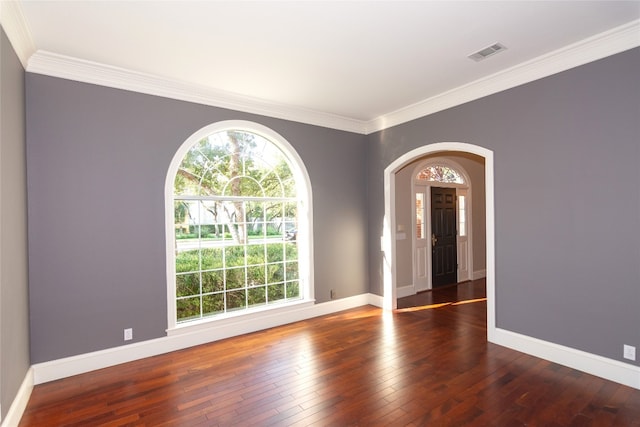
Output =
[{"x1": 166, "y1": 299, "x2": 315, "y2": 337}]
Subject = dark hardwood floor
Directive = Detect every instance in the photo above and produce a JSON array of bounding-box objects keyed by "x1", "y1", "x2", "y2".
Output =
[{"x1": 20, "y1": 279, "x2": 640, "y2": 426}]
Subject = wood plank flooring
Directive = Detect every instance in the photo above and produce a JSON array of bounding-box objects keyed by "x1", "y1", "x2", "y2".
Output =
[{"x1": 20, "y1": 279, "x2": 640, "y2": 426}]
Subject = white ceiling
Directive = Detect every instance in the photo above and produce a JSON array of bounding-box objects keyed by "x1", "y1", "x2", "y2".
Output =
[{"x1": 5, "y1": 1, "x2": 640, "y2": 132}]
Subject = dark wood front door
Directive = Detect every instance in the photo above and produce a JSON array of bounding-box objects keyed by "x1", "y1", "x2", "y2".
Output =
[{"x1": 431, "y1": 187, "x2": 457, "y2": 287}]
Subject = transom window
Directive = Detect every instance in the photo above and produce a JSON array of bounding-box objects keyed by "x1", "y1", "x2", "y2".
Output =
[
  {"x1": 416, "y1": 165, "x2": 465, "y2": 184},
  {"x1": 170, "y1": 126, "x2": 308, "y2": 324},
  {"x1": 414, "y1": 161, "x2": 469, "y2": 242}
]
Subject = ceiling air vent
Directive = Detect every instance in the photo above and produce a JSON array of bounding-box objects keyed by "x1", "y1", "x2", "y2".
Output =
[{"x1": 468, "y1": 43, "x2": 507, "y2": 62}]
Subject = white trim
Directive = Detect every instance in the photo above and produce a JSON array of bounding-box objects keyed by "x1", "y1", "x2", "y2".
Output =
[
  {"x1": 167, "y1": 300, "x2": 315, "y2": 336},
  {"x1": 0, "y1": 0, "x2": 36, "y2": 68},
  {"x1": 26, "y1": 51, "x2": 367, "y2": 134},
  {"x1": 383, "y1": 142, "x2": 494, "y2": 317},
  {"x1": 17, "y1": 21, "x2": 638, "y2": 135},
  {"x1": 32, "y1": 293, "x2": 377, "y2": 385},
  {"x1": 412, "y1": 183, "x2": 430, "y2": 292},
  {"x1": 396, "y1": 284, "x2": 416, "y2": 299},
  {"x1": 411, "y1": 158, "x2": 473, "y2": 290},
  {"x1": 365, "y1": 20, "x2": 640, "y2": 134},
  {"x1": 367, "y1": 292, "x2": 384, "y2": 308},
  {"x1": 456, "y1": 188, "x2": 471, "y2": 282},
  {"x1": 383, "y1": 146, "x2": 640, "y2": 390},
  {"x1": 28, "y1": 292, "x2": 638, "y2": 391},
  {"x1": 473, "y1": 269, "x2": 487, "y2": 280},
  {"x1": 493, "y1": 328, "x2": 640, "y2": 390},
  {"x1": 0, "y1": 368, "x2": 33, "y2": 427},
  {"x1": 165, "y1": 120, "x2": 314, "y2": 331}
]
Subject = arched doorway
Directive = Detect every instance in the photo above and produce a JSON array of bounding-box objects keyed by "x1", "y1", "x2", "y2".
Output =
[{"x1": 382, "y1": 142, "x2": 496, "y2": 340}]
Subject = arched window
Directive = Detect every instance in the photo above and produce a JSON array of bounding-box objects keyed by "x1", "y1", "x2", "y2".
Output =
[
  {"x1": 166, "y1": 121, "x2": 312, "y2": 329},
  {"x1": 416, "y1": 164, "x2": 465, "y2": 184}
]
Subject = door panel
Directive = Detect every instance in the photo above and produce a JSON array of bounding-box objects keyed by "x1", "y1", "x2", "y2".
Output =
[
  {"x1": 416, "y1": 246, "x2": 427, "y2": 280},
  {"x1": 458, "y1": 240, "x2": 468, "y2": 280},
  {"x1": 431, "y1": 187, "x2": 457, "y2": 287}
]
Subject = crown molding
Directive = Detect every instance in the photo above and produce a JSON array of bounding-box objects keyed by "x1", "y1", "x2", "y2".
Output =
[
  {"x1": 365, "y1": 19, "x2": 640, "y2": 134},
  {"x1": 17, "y1": 16, "x2": 640, "y2": 136},
  {"x1": 0, "y1": 0, "x2": 36, "y2": 68},
  {"x1": 26, "y1": 50, "x2": 369, "y2": 134}
]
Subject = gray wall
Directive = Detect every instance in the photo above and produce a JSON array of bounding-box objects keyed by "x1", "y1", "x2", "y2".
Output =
[
  {"x1": 21, "y1": 42, "x2": 640, "y2": 370},
  {"x1": 0, "y1": 28, "x2": 31, "y2": 418},
  {"x1": 26, "y1": 75, "x2": 368, "y2": 363},
  {"x1": 367, "y1": 47, "x2": 640, "y2": 365},
  {"x1": 395, "y1": 152, "x2": 485, "y2": 287}
]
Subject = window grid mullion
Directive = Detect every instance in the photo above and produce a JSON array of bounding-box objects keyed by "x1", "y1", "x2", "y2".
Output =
[
  {"x1": 175, "y1": 195, "x2": 296, "y2": 202},
  {"x1": 174, "y1": 129, "x2": 302, "y2": 323}
]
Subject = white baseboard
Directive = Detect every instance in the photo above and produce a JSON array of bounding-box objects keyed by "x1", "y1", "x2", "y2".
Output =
[
  {"x1": 10, "y1": 299, "x2": 637, "y2": 427},
  {"x1": 396, "y1": 284, "x2": 415, "y2": 298},
  {"x1": 473, "y1": 269, "x2": 486, "y2": 280},
  {"x1": 28, "y1": 294, "x2": 639, "y2": 395},
  {"x1": 367, "y1": 292, "x2": 384, "y2": 308},
  {"x1": 1, "y1": 367, "x2": 33, "y2": 427},
  {"x1": 32, "y1": 293, "x2": 380, "y2": 385},
  {"x1": 491, "y1": 327, "x2": 640, "y2": 390}
]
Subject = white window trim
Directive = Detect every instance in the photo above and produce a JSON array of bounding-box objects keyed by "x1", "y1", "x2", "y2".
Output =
[{"x1": 164, "y1": 120, "x2": 314, "y2": 333}]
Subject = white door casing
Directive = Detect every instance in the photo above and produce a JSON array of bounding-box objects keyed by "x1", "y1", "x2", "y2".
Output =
[
  {"x1": 457, "y1": 188, "x2": 470, "y2": 282},
  {"x1": 411, "y1": 158, "x2": 472, "y2": 292},
  {"x1": 382, "y1": 142, "x2": 495, "y2": 343},
  {"x1": 413, "y1": 185, "x2": 429, "y2": 292}
]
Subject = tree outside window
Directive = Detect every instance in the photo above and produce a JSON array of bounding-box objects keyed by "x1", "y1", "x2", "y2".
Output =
[{"x1": 173, "y1": 130, "x2": 301, "y2": 322}]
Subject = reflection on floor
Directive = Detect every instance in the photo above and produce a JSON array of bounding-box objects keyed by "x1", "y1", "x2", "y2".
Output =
[{"x1": 396, "y1": 278, "x2": 486, "y2": 310}]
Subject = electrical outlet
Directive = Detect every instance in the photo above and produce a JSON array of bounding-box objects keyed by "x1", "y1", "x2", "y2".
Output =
[
  {"x1": 124, "y1": 328, "x2": 133, "y2": 341},
  {"x1": 623, "y1": 344, "x2": 636, "y2": 361}
]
